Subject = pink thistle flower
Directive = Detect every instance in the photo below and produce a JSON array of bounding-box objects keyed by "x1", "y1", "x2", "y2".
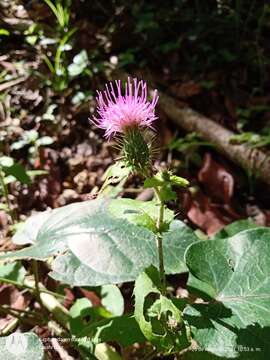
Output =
[{"x1": 92, "y1": 78, "x2": 159, "y2": 138}]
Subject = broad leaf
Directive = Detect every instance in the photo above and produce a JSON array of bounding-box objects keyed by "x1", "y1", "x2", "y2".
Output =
[
  {"x1": 69, "y1": 298, "x2": 93, "y2": 335},
  {"x1": 0, "y1": 199, "x2": 105, "y2": 261},
  {"x1": 67, "y1": 212, "x2": 158, "y2": 285},
  {"x1": 109, "y1": 199, "x2": 197, "y2": 274},
  {"x1": 50, "y1": 219, "x2": 197, "y2": 286},
  {"x1": 52, "y1": 231, "x2": 155, "y2": 286},
  {"x1": 79, "y1": 315, "x2": 146, "y2": 346},
  {"x1": 101, "y1": 285, "x2": 124, "y2": 316},
  {"x1": 50, "y1": 251, "x2": 95, "y2": 286},
  {"x1": 212, "y1": 219, "x2": 259, "y2": 240},
  {"x1": 1, "y1": 199, "x2": 196, "y2": 286},
  {"x1": 134, "y1": 266, "x2": 190, "y2": 353},
  {"x1": 163, "y1": 220, "x2": 198, "y2": 274},
  {"x1": 13, "y1": 211, "x2": 52, "y2": 245},
  {"x1": 0, "y1": 156, "x2": 30, "y2": 185},
  {"x1": 184, "y1": 228, "x2": 270, "y2": 358},
  {"x1": 108, "y1": 198, "x2": 174, "y2": 232},
  {"x1": 0, "y1": 262, "x2": 26, "y2": 284}
]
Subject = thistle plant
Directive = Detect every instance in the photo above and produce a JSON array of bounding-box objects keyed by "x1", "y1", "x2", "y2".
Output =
[
  {"x1": 92, "y1": 78, "x2": 158, "y2": 174},
  {"x1": 91, "y1": 77, "x2": 189, "y2": 293},
  {"x1": 2, "y1": 78, "x2": 267, "y2": 359}
]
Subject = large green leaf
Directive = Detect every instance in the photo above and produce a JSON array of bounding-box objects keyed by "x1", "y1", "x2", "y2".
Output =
[
  {"x1": 212, "y1": 219, "x2": 259, "y2": 240},
  {"x1": 49, "y1": 251, "x2": 93, "y2": 285},
  {"x1": 66, "y1": 211, "x2": 158, "y2": 285},
  {"x1": 0, "y1": 332, "x2": 44, "y2": 360},
  {"x1": 79, "y1": 315, "x2": 146, "y2": 346},
  {"x1": 184, "y1": 228, "x2": 270, "y2": 359},
  {"x1": 1, "y1": 198, "x2": 196, "y2": 286},
  {"x1": 108, "y1": 198, "x2": 174, "y2": 232},
  {"x1": 12, "y1": 211, "x2": 52, "y2": 245},
  {"x1": 1, "y1": 199, "x2": 157, "y2": 284},
  {"x1": 163, "y1": 220, "x2": 198, "y2": 274},
  {"x1": 0, "y1": 199, "x2": 105, "y2": 261},
  {"x1": 50, "y1": 220, "x2": 197, "y2": 286},
  {"x1": 109, "y1": 199, "x2": 197, "y2": 273}
]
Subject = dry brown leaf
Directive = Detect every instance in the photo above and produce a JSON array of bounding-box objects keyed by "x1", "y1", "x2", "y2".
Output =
[
  {"x1": 170, "y1": 81, "x2": 201, "y2": 99},
  {"x1": 198, "y1": 152, "x2": 235, "y2": 203}
]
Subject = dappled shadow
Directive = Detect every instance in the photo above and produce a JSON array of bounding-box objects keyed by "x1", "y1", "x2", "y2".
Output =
[
  {"x1": 184, "y1": 301, "x2": 233, "y2": 330},
  {"x1": 184, "y1": 301, "x2": 270, "y2": 359},
  {"x1": 186, "y1": 278, "x2": 217, "y2": 302},
  {"x1": 236, "y1": 323, "x2": 270, "y2": 359}
]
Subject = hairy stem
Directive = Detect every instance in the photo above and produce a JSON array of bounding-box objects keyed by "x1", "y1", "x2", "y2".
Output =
[{"x1": 154, "y1": 187, "x2": 166, "y2": 294}]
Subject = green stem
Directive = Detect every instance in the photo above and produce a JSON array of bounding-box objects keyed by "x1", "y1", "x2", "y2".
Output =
[
  {"x1": 0, "y1": 277, "x2": 65, "y2": 299},
  {"x1": 154, "y1": 187, "x2": 166, "y2": 295},
  {"x1": 1, "y1": 317, "x2": 19, "y2": 335},
  {"x1": 0, "y1": 167, "x2": 15, "y2": 223},
  {"x1": 32, "y1": 260, "x2": 44, "y2": 311},
  {"x1": 38, "y1": 289, "x2": 70, "y2": 330},
  {"x1": 1, "y1": 305, "x2": 43, "y2": 318}
]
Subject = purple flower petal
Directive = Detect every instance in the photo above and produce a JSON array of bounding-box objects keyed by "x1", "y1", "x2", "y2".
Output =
[{"x1": 91, "y1": 78, "x2": 159, "y2": 138}]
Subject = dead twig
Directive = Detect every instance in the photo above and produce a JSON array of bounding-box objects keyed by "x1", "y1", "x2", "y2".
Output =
[{"x1": 0, "y1": 77, "x2": 27, "y2": 93}]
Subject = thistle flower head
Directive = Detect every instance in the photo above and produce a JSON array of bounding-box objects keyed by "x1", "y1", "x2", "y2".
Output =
[{"x1": 92, "y1": 78, "x2": 158, "y2": 138}]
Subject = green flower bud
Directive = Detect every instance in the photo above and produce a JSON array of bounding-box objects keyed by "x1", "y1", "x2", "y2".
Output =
[{"x1": 122, "y1": 127, "x2": 152, "y2": 175}]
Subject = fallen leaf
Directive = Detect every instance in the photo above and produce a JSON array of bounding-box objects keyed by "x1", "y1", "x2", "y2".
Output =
[
  {"x1": 170, "y1": 81, "x2": 201, "y2": 99},
  {"x1": 198, "y1": 153, "x2": 234, "y2": 203},
  {"x1": 79, "y1": 288, "x2": 101, "y2": 307},
  {"x1": 187, "y1": 194, "x2": 228, "y2": 235}
]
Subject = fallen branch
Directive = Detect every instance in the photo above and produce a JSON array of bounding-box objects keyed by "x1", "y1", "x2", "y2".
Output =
[
  {"x1": 158, "y1": 93, "x2": 270, "y2": 185},
  {"x1": 114, "y1": 70, "x2": 270, "y2": 185}
]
